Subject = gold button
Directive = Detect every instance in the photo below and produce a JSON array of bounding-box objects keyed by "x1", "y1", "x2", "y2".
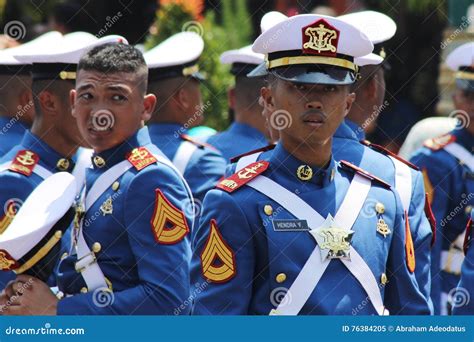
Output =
[
  {"x1": 56, "y1": 291, "x2": 64, "y2": 300},
  {"x1": 92, "y1": 242, "x2": 102, "y2": 253},
  {"x1": 93, "y1": 156, "x2": 106, "y2": 168},
  {"x1": 380, "y1": 273, "x2": 388, "y2": 285},
  {"x1": 296, "y1": 165, "x2": 313, "y2": 181},
  {"x1": 264, "y1": 205, "x2": 273, "y2": 216},
  {"x1": 375, "y1": 202, "x2": 385, "y2": 214},
  {"x1": 112, "y1": 181, "x2": 120, "y2": 191},
  {"x1": 465, "y1": 205, "x2": 472, "y2": 216},
  {"x1": 56, "y1": 158, "x2": 70, "y2": 171},
  {"x1": 61, "y1": 252, "x2": 68, "y2": 260},
  {"x1": 275, "y1": 273, "x2": 287, "y2": 283},
  {"x1": 54, "y1": 230, "x2": 62, "y2": 239},
  {"x1": 59, "y1": 71, "x2": 68, "y2": 80},
  {"x1": 80, "y1": 287, "x2": 88, "y2": 293}
]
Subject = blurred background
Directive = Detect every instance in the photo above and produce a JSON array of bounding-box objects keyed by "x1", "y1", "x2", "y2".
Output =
[{"x1": 0, "y1": 0, "x2": 472, "y2": 152}]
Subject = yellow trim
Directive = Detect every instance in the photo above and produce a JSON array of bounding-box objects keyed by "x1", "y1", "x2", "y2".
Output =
[
  {"x1": 14, "y1": 230, "x2": 62, "y2": 275},
  {"x1": 456, "y1": 71, "x2": 474, "y2": 81},
  {"x1": 59, "y1": 71, "x2": 76, "y2": 80},
  {"x1": 266, "y1": 56, "x2": 356, "y2": 71},
  {"x1": 182, "y1": 64, "x2": 199, "y2": 77}
]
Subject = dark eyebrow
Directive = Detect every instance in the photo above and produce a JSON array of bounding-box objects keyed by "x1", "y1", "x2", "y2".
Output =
[
  {"x1": 107, "y1": 85, "x2": 131, "y2": 93},
  {"x1": 77, "y1": 84, "x2": 93, "y2": 92}
]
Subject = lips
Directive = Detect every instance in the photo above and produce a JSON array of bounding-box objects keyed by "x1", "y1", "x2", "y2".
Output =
[{"x1": 302, "y1": 111, "x2": 327, "y2": 127}]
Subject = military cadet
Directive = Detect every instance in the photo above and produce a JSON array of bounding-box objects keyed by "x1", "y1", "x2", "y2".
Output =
[
  {"x1": 191, "y1": 14, "x2": 431, "y2": 315},
  {"x1": 0, "y1": 32, "x2": 107, "y2": 289},
  {"x1": 0, "y1": 32, "x2": 62, "y2": 156},
  {"x1": 331, "y1": 11, "x2": 434, "y2": 308},
  {"x1": 0, "y1": 42, "x2": 194, "y2": 315},
  {"x1": 205, "y1": 46, "x2": 269, "y2": 161},
  {"x1": 410, "y1": 42, "x2": 474, "y2": 315},
  {"x1": 144, "y1": 32, "x2": 226, "y2": 203},
  {"x1": 452, "y1": 211, "x2": 474, "y2": 315}
]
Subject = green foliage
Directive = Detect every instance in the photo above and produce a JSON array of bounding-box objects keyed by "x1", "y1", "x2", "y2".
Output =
[{"x1": 145, "y1": 0, "x2": 253, "y2": 130}]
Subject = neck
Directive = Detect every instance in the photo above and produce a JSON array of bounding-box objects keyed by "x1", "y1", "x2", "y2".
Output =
[
  {"x1": 149, "y1": 108, "x2": 186, "y2": 125},
  {"x1": 31, "y1": 119, "x2": 79, "y2": 158},
  {"x1": 282, "y1": 137, "x2": 332, "y2": 168},
  {"x1": 235, "y1": 109, "x2": 267, "y2": 136}
]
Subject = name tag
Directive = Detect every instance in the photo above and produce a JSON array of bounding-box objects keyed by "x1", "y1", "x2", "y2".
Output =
[{"x1": 272, "y1": 219, "x2": 309, "y2": 232}]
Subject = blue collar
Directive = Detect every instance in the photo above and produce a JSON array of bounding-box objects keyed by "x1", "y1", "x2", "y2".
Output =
[
  {"x1": 453, "y1": 127, "x2": 474, "y2": 152},
  {"x1": 334, "y1": 119, "x2": 363, "y2": 141},
  {"x1": 148, "y1": 123, "x2": 184, "y2": 138},
  {"x1": 19, "y1": 131, "x2": 74, "y2": 172},
  {"x1": 91, "y1": 127, "x2": 154, "y2": 170},
  {"x1": 268, "y1": 143, "x2": 336, "y2": 187},
  {"x1": 0, "y1": 116, "x2": 29, "y2": 134},
  {"x1": 228, "y1": 122, "x2": 267, "y2": 142}
]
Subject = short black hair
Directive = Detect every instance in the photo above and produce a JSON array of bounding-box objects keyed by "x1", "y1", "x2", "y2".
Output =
[{"x1": 77, "y1": 43, "x2": 148, "y2": 94}]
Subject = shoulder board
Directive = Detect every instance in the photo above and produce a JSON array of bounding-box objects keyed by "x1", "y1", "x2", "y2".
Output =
[
  {"x1": 216, "y1": 161, "x2": 270, "y2": 193},
  {"x1": 423, "y1": 134, "x2": 456, "y2": 151},
  {"x1": 8, "y1": 150, "x2": 39, "y2": 176},
  {"x1": 230, "y1": 144, "x2": 276, "y2": 164},
  {"x1": 360, "y1": 140, "x2": 419, "y2": 171},
  {"x1": 339, "y1": 160, "x2": 391, "y2": 190},
  {"x1": 127, "y1": 147, "x2": 157, "y2": 171},
  {"x1": 180, "y1": 134, "x2": 216, "y2": 150},
  {"x1": 464, "y1": 219, "x2": 473, "y2": 255}
]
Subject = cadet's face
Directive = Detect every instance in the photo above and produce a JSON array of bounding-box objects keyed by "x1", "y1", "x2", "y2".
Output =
[
  {"x1": 71, "y1": 70, "x2": 156, "y2": 153},
  {"x1": 268, "y1": 79, "x2": 355, "y2": 146}
]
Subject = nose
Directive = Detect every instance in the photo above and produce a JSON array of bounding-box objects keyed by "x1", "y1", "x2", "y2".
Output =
[{"x1": 305, "y1": 100, "x2": 323, "y2": 111}]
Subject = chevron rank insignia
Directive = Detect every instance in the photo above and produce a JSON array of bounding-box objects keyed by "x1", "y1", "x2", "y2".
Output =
[
  {"x1": 405, "y1": 211, "x2": 416, "y2": 273},
  {"x1": 151, "y1": 189, "x2": 189, "y2": 244},
  {"x1": 200, "y1": 219, "x2": 236, "y2": 283},
  {"x1": 127, "y1": 147, "x2": 157, "y2": 171},
  {"x1": 423, "y1": 134, "x2": 456, "y2": 151},
  {"x1": 217, "y1": 161, "x2": 270, "y2": 193},
  {"x1": 9, "y1": 150, "x2": 39, "y2": 176},
  {"x1": 0, "y1": 200, "x2": 18, "y2": 235}
]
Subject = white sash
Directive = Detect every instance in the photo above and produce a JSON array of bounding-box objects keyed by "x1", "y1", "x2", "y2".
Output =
[
  {"x1": 444, "y1": 142, "x2": 474, "y2": 172},
  {"x1": 173, "y1": 141, "x2": 198, "y2": 175},
  {"x1": 245, "y1": 172, "x2": 386, "y2": 315},
  {"x1": 75, "y1": 153, "x2": 194, "y2": 292},
  {"x1": 388, "y1": 156, "x2": 412, "y2": 212},
  {"x1": 0, "y1": 161, "x2": 53, "y2": 179}
]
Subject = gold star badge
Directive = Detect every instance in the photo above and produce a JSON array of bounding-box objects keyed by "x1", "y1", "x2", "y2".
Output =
[{"x1": 311, "y1": 214, "x2": 354, "y2": 261}]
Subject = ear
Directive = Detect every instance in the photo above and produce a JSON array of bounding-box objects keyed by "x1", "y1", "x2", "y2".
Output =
[
  {"x1": 38, "y1": 91, "x2": 56, "y2": 116},
  {"x1": 70, "y1": 89, "x2": 77, "y2": 118},
  {"x1": 141, "y1": 93, "x2": 157, "y2": 122},
  {"x1": 344, "y1": 92, "x2": 356, "y2": 117},
  {"x1": 227, "y1": 87, "x2": 236, "y2": 110},
  {"x1": 366, "y1": 76, "x2": 378, "y2": 100},
  {"x1": 260, "y1": 86, "x2": 275, "y2": 111},
  {"x1": 177, "y1": 87, "x2": 190, "y2": 111}
]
